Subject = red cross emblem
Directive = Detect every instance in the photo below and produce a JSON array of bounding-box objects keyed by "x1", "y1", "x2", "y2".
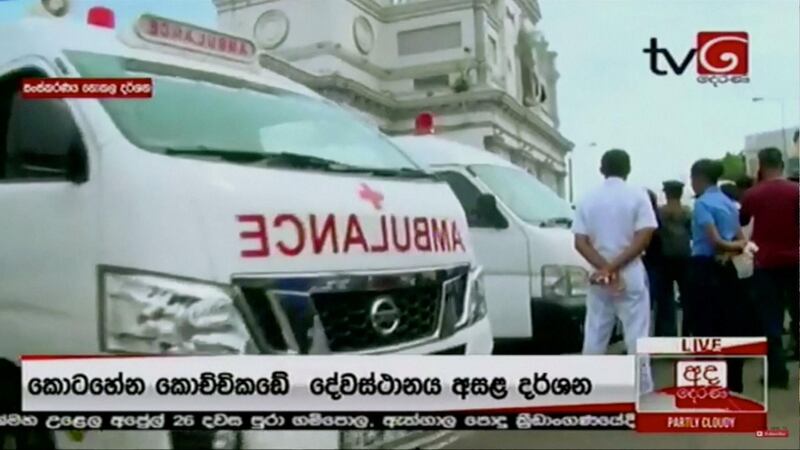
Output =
[{"x1": 358, "y1": 183, "x2": 384, "y2": 210}]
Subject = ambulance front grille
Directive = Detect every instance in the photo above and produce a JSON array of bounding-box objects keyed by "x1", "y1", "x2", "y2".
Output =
[
  {"x1": 234, "y1": 264, "x2": 471, "y2": 354},
  {"x1": 311, "y1": 285, "x2": 442, "y2": 352}
]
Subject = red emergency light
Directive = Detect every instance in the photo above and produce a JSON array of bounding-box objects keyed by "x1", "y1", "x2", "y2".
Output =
[
  {"x1": 87, "y1": 6, "x2": 115, "y2": 29},
  {"x1": 415, "y1": 112, "x2": 435, "y2": 135}
]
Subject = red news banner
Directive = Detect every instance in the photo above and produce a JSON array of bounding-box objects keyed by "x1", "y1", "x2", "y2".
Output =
[
  {"x1": 21, "y1": 78, "x2": 152, "y2": 99},
  {"x1": 636, "y1": 337, "x2": 769, "y2": 434}
]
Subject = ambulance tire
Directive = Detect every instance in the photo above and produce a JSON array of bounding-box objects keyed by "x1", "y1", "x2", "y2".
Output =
[
  {"x1": 531, "y1": 324, "x2": 583, "y2": 355},
  {"x1": 530, "y1": 322, "x2": 581, "y2": 355},
  {"x1": 0, "y1": 359, "x2": 56, "y2": 450}
]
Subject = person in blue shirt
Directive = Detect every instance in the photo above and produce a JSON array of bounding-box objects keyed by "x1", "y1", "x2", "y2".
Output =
[
  {"x1": 690, "y1": 162, "x2": 745, "y2": 258},
  {"x1": 687, "y1": 159, "x2": 750, "y2": 393}
]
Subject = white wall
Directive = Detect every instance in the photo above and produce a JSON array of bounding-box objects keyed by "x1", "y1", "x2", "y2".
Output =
[
  {"x1": 387, "y1": 10, "x2": 475, "y2": 69},
  {"x1": 744, "y1": 127, "x2": 800, "y2": 157},
  {"x1": 218, "y1": 0, "x2": 336, "y2": 48},
  {"x1": 437, "y1": 127, "x2": 494, "y2": 150},
  {"x1": 295, "y1": 55, "x2": 382, "y2": 91}
]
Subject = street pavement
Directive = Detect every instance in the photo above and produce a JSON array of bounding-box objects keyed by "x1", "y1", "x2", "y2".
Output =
[{"x1": 439, "y1": 360, "x2": 799, "y2": 450}]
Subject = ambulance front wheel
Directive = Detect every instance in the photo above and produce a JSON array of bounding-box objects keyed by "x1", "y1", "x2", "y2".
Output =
[
  {"x1": 0, "y1": 359, "x2": 56, "y2": 450},
  {"x1": 530, "y1": 298, "x2": 586, "y2": 354}
]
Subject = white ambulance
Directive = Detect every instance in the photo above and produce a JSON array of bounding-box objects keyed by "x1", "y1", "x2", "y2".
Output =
[
  {"x1": 0, "y1": 4, "x2": 491, "y2": 449},
  {"x1": 392, "y1": 132, "x2": 594, "y2": 353}
]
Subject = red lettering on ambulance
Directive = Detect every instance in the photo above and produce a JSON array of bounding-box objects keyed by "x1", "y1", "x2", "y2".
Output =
[
  {"x1": 274, "y1": 214, "x2": 305, "y2": 257},
  {"x1": 431, "y1": 219, "x2": 451, "y2": 252},
  {"x1": 343, "y1": 214, "x2": 368, "y2": 253},
  {"x1": 158, "y1": 21, "x2": 168, "y2": 37},
  {"x1": 369, "y1": 216, "x2": 390, "y2": 253},
  {"x1": 171, "y1": 24, "x2": 182, "y2": 40},
  {"x1": 207, "y1": 36, "x2": 216, "y2": 51},
  {"x1": 183, "y1": 28, "x2": 194, "y2": 45},
  {"x1": 238, "y1": 215, "x2": 269, "y2": 258},
  {"x1": 236, "y1": 213, "x2": 464, "y2": 258},
  {"x1": 147, "y1": 19, "x2": 158, "y2": 36},
  {"x1": 310, "y1": 214, "x2": 339, "y2": 254},
  {"x1": 413, "y1": 217, "x2": 431, "y2": 251},
  {"x1": 451, "y1": 222, "x2": 465, "y2": 252},
  {"x1": 391, "y1": 215, "x2": 411, "y2": 252},
  {"x1": 218, "y1": 37, "x2": 227, "y2": 52}
]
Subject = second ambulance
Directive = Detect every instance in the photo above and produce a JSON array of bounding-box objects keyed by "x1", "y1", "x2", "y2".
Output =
[
  {"x1": 0, "y1": 5, "x2": 491, "y2": 449},
  {"x1": 393, "y1": 132, "x2": 592, "y2": 353}
]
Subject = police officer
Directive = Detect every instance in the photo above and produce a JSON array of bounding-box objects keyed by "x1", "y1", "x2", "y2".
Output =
[
  {"x1": 687, "y1": 159, "x2": 748, "y2": 393},
  {"x1": 572, "y1": 149, "x2": 657, "y2": 393}
]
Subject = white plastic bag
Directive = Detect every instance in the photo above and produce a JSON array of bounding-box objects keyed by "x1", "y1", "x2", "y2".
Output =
[{"x1": 732, "y1": 242, "x2": 759, "y2": 279}]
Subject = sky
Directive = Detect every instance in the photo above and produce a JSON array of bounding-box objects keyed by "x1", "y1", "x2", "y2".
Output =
[
  {"x1": 0, "y1": 0, "x2": 798, "y2": 201},
  {"x1": 538, "y1": 0, "x2": 800, "y2": 200}
]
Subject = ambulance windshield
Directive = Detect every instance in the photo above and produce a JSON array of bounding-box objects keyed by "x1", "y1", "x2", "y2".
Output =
[
  {"x1": 470, "y1": 164, "x2": 574, "y2": 226},
  {"x1": 64, "y1": 51, "x2": 418, "y2": 172}
]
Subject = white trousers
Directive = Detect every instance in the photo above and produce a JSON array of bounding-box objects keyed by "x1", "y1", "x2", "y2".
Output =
[{"x1": 582, "y1": 284, "x2": 653, "y2": 394}]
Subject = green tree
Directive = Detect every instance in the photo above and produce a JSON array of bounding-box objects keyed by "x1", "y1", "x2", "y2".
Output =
[{"x1": 719, "y1": 153, "x2": 746, "y2": 182}]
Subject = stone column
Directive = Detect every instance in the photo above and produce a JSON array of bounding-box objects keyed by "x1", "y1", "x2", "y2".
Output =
[{"x1": 473, "y1": 2, "x2": 488, "y2": 85}]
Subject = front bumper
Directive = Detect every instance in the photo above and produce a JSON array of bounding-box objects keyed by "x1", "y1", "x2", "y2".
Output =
[{"x1": 394, "y1": 315, "x2": 493, "y2": 355}]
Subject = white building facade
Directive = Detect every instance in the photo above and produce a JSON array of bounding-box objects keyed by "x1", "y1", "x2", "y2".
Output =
[
  {"x1": 214, "y1": 0, "x2": 573, "y2": 197},
  {"x1": 741, "y1": 126, "x2": 800, "y2": 178}
]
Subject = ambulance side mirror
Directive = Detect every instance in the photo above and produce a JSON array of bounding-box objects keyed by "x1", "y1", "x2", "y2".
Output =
[
  {"x1": 7, "y1": 96, "x2": 88, "y2": 183},
  {"x1": 65, "y1": 138, "x2": 89, "y2": 184},
  {"x1": 476, "y1": 193, "x2": 508, "y2": 229}
]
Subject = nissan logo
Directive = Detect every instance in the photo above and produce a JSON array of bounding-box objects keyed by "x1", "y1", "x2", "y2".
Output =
[{"x1": 369, "y1": 296, "x2": 401, "y2": 336}]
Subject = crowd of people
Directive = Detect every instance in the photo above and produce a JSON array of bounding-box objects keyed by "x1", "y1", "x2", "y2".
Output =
[{"x1": 572, "y1": 147, "x2": 799, "y2": 393}]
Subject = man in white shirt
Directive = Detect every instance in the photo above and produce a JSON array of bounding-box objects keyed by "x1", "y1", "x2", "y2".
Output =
[{"x1": 571, "y1": 149, "x2": 658, "y2": 393}]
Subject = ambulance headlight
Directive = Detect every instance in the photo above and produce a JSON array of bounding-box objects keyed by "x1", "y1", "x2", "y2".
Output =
[
  {"x1": 466, "y1": 268, "x2": 488, "y2": 324},
  {"x1": 542, "y1": 265, "x2": 568, "y2": 299},
  {"x1": 100, "y1": 270, "x2": 256, "y2": 355},
  {"x1": 566, "y1": 266, "x2": 590, "y2": 297},
  {"x1": 542, "y1": 265, "x2": 589, "y2": 299}
]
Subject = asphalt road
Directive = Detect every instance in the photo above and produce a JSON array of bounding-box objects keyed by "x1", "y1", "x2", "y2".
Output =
[{"x1": 440, "y1": 360, "x2": 799, "y2": 450}]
